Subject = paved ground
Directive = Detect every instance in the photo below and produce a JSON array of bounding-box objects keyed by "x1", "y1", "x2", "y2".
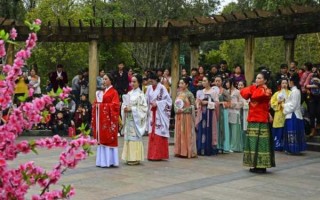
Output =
[{"x1": 10, "y1": 136, "x2": 320, "y2": 200}]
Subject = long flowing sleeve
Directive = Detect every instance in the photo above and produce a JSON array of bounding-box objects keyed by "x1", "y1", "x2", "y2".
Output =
[
  {"x1": 271, "y1": 91, "x2": 281, "y2": 111},
  {"x1": 251, "y1": 86, "x2": 272, "y2": 101},
  {"x1": 240, "y1": 85, "x2": 255, "y2": 100},
  {"x1": 131, "y1": 92, "x2": 148, "y2": 137},
  {"x1": 183, "y1": 91, "x2": 195, "y2": 113},
  {"x1": 231, "y1": 90, "x2": 243, "y2": 109},
  {"x1": 283, "y1": 90, "x2": 299, "y2": 115},
  {"x1": 155, "y1": 87, "x2": 172, "y2": 137}
]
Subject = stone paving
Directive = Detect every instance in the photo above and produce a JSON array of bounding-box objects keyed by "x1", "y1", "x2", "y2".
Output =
[{"x1": 10, "y1": 136, "x2": 320, "y2": 200}]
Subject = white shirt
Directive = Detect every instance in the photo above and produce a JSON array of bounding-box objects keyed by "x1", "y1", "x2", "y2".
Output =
[{"x1": 283, "y1": 86, "x2": 303, "y2": 119}]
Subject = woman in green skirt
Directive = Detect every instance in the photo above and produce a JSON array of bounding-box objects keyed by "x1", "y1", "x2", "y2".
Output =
[{"x1": 240, "y1": 71, "x2": 275, "y2": 173}]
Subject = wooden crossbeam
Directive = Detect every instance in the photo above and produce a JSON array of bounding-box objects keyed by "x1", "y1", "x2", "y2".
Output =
[
  {"x1": 231, "y1": 11, "x2": 247, "y2": 20},
  {"x1": 0, "y1": 5, "x2": 319, "y2": 43}
]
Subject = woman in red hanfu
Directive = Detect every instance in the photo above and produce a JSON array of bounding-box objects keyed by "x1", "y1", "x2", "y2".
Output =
[
  {"x1": 146, "y1": 73, "x2": 172, "y2": 160},
  {"x1": 92, "y1": 73, "x2": 120, "y2": 167}
]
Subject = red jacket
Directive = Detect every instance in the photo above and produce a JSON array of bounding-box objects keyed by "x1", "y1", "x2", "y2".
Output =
[{"x1": 240, "y1": 84, "x2": 272, "y2": 123}]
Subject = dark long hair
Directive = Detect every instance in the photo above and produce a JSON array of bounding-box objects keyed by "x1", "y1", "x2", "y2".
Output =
[
  {"x1": 133, "y1": 74, "x2": 143, "y2": 90},
  {"x1": 105, "y1": 73, "x2": 115, "y2": 85},
  {"x1": 290, "y1": 73, "x2": 300, "y2": 90}
]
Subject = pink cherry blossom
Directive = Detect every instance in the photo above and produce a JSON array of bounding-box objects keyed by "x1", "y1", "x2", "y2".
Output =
[
  {"x1": 0, "y1": 40, "x2": 5, "y2": 57},
  {"x1": 34, "y1": 19, "x2": 42, "y2": 25},
  {"x1": 10, "y1": 28, "x2": 17, "y2": 40},
  {"x1": 0, "y1": 21, "x2": 96, "y2": 199}
]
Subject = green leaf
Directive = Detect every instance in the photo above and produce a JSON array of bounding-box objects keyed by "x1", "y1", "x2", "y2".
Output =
[
  {"x1": 62, "y1": 184, "x2": 72, "y2": 197},
  {"x1": 0, "y1": 74, "x2": 5, "y2": 80},
  {"x1": 56, "y1": 87, "x2": 63, "y2": 96},
  {"x1": 31, "y1": 147, "x2": 38, "y2": 155},
  {"x1": 0, "y1": 30, "x2": 5, "y2": 38},
  {"x1": 4, "y1": 33, "x2": 9, "y2": 40},
  {"x1": 6, "y1": 40, "x2": 18, "y2": 45},
  {"x1": 18, "y1": 93, "x2": 29, "y2": 102},
  {"x1": 48, "y1": 89, "x2": 57, "y2": 97},
  {"x1": 24, "y1": 20, "x2": 32, "y2": 28}
]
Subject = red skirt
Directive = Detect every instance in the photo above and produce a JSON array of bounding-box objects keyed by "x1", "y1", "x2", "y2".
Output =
[{"x1": 147, "y1": 132, "x2": 169, "y2": 160}]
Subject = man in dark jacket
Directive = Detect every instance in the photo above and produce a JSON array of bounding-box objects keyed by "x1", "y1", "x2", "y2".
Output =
[
  {"x1": 112, "y1": 61, "x2": 129, "y2": 98},
  {"x1": 49, "y1": 64, "x2": 68, "y2": 92}
]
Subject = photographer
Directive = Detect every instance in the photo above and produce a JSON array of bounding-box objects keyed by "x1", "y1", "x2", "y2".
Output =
[
  {"x1": 49, "y1": 64, "x2": 68, "y2": 93},
  {"x1": 14, "y1": 66, "x2": 29, "y2": 106},
  {"x1": 79, "y1": 68, "x2": 89, "y2": 96},
  {"x1": 55, "y1": 98, "x2": 76, "y2": 125},
  {"x1": 73, "y1": 104, "x2": 90, "y2": 134},
  {"x1": 305, "y1": 66, "x2": 320, "y2": 137}
]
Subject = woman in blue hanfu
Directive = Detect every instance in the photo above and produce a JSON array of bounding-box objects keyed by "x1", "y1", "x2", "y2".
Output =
[
  {"x1": 195, "y1": 76, "x2": 219, "y2": 156},
  {"x1": 283, "y1": 73, "x2": 306, "y2": 154}
]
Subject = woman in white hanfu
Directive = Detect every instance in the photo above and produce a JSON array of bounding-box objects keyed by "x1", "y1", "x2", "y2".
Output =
[
  {"x1": 121, "y1": 74, "x2": 148, "y2": 165},
  {"x1": 146, "y1": 73, "x2": 172, "y2": 161}
]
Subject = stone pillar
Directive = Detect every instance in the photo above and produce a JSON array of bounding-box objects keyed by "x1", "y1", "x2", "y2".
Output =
[
  {"x1": 190, "y1": 41, "x2": 200, "y2": 72},
  {"x1": 171, "y1": 39, "x2": 180, "y2": 101},
  {"x1": 88, "y1": 39, "x2": 99, "y2": 103},
  {"x1": 244, "y1": 35, "x2": 255, "y2": 84},
  {"x1": 283, "y1": 35, "x2": 296, "y2": 66},
  {"x1": 6, "y1": 43, "x2": 14, "y2": 65}
]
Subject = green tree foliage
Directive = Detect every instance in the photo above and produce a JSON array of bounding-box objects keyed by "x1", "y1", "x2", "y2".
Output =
[
  {"x1": 25, "y1": 0, "x2": 92, "y2": 87},
  {"x1": 203, "y1": 0, "x2": 320, "y2": 75}
]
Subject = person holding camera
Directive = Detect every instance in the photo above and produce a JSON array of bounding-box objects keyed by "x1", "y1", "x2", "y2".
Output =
[
  {"x1": 305, "y1": 66, "x2": 320, "y2": 137},
  {"x1": 14, "y1": 66, "x2": 29, "y2": 106},
  {"x1": 49, "y1": 64, "x2": 68, "y2": 92}
]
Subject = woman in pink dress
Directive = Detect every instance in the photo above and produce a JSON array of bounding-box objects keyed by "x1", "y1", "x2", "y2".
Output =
[{"x1": 174, "y1": 78, "x2": 197, "y2": 158}]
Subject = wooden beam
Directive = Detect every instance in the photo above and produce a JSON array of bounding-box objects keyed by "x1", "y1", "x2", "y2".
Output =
[
  {"x1": 244, "y1": 35, "x2": 255, "y2": 84},
  {"x1": 231, "y1": 11, "x2": 247, "y2": 20},
  {"x1": 190, "y1": 41, "x2": 200, "y2": 72},
  {"x1": 254, "y1": 9, "x2": 274, "y2": 18},
  {"x1": 284, "y1": 35, "x2": 296, "y2": 66},
  {"x1": 171, "y1": 39, "x2": 180, "y2": 101},
  {"x1": 88, "y1": 39, "x2": 99, "y2": 103}
]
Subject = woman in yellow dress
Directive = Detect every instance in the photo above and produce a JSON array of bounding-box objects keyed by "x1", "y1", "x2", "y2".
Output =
[{"x1": 270, "y1": 78, "x2": 290, "y2": 151}]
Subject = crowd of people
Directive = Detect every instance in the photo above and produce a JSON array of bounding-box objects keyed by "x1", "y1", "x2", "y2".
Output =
[
  {"x1": 91, "y1": 60, "x2": 319, "y2": 175},
  {"x1": 2, "y1": 59, "x2": 319, "y2": 173}
]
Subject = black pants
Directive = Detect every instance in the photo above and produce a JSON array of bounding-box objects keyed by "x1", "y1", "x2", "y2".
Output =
[{"x1": 307, "y1": 96, "x2": 320, "y2": 128}]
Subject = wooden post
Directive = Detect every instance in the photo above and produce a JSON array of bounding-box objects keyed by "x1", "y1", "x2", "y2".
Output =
[
  {"x1": 88, "y1": 39, "x2": 99, "y2": 103},
  {"x1": 284, "y1": 35, "x2": 296, "y2": 66},
  {"x1": 6, "y1": 43, "x2": 14, "y2": 65},
  {"x1": 244, "y1": 35, "x2": 255, "y2": 84},
  {"x1": 171, "y1": 39, "x2": 180, "y2": 101},
  {"x1": 190, "y1": 41, "x2": 200, "y2": 72}
]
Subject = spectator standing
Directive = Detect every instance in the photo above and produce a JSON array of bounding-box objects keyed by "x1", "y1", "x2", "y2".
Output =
[
  {"x1": 299, "y1": 62, "x2": 313, "y2": 105},
  {"x1": 208, "y1": 64, "x2": 220, "y2": 85},
  {"x1": 80, "y1": 68, "x2": 89, "y2": 96},
  {"x1": 219, "y1": 60, "x2": 231, "y2": 80},
  {"x1": 230, "y1": 64, "x2": 246, "y2": 87},
  {"x1": 71, "y1": 71, "x2": 82, "y2": 104},
  {"x1": 189, "y1": 68, "x2": 198, "y2": 97},
  {"x1": 14, "y1": 66, "x2": 29, "y2": 105},
  {"x1": 28, "y1": 68, "x2": 41, "y2": 97},
  {"x1": 127, "y1": 68, "x2": 134, "y2": 92},
  {"x1": 113, "y1": 61, "x2": 129, "y2": 99},
  {"x1": 305, "y1": 68, "x2": 320, "y2": 137},
  {"x1": 49, "y1": 64, "x2": 68, "y2": 92},
  {"x1": 96, "y1": 69, "x2": 105, "y2": 91}
]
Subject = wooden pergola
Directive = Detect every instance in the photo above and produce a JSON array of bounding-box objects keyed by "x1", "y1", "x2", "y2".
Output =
[{"x1": 1, "y1": 4, "x2": 320, "y2": 101}]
